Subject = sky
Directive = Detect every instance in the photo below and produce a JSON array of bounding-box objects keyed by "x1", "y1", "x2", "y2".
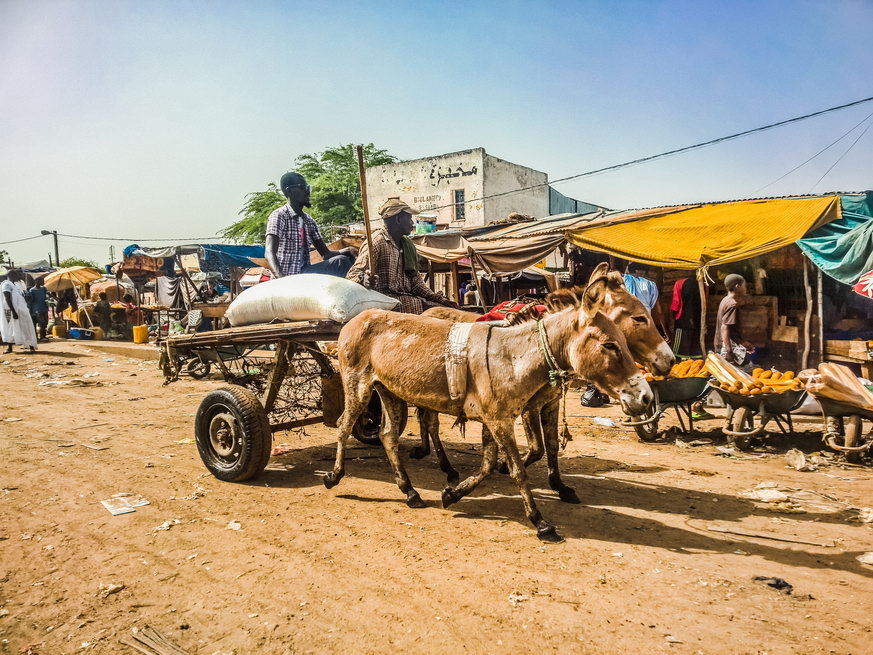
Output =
[{"x1": 1, "y1": 0, "x2": 871, "y2": 266}]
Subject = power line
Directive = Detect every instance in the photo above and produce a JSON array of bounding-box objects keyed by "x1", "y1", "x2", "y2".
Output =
[
  {"x1": 56, "y1": 232, "x2": 224, "y2": 242},
  {"x1": 0, "y1": 234, "x2": 45, "y2": 246},
  {"x1": 809, "y1": 118, "x2": 873, "y2": 192},
  {"x1": 750, "y1": 109, "x2": 873, "y2": 195},
  {"x1": 426, "y1": 94, "x2": 873, "y2": 212}
]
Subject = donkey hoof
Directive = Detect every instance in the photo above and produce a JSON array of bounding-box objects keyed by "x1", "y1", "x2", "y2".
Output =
[
  {"x1": 322, "y1": 472, "x2": 341, "y2": 489},
  {"x1": 409, "y1": 446, "x2": 429, "y2": 460},
  {"x1": 445, "y1": 468, "x2": 460, "y2": 485},
  {"x1": 406, "y1": 492, "x2": 427, "y2": 509},
  {"x1": 536, "y1": 524, "x2": 564, "y2": 543},
  {"x1": 441, "y1": 486, "x2": 458, "y2": 509},
  {"x1": 496, "y1": 461, "x2": 510, "y2": 475},
  {"x1": 558, "y1": 487, "x2": 581, "y2": 504}
]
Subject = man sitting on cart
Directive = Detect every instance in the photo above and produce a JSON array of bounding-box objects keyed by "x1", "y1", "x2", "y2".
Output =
[
  {"x1": 265, "y1": 171, "x2": 357, "y2": 279},
  {"x1": 346, "y1": 197, "x2": 456, "y2": 314}
]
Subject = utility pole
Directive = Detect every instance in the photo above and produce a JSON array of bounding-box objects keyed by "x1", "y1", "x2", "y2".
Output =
[
  {"x1": 41, "y1": 230, "x2": 59, "y2": 266},
  {"x1": 109, "y1": 245, "x2": 116, "y2": 264}
]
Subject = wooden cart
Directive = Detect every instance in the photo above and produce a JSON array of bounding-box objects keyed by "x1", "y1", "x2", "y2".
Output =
[{"x1": 160, "y1": 320, "x2": 401, "y2": 481}]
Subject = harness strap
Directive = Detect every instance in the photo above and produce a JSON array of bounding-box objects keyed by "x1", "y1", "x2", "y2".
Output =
[{"x1": 537, "y1": 320, "x2": 573, "y2": 450}]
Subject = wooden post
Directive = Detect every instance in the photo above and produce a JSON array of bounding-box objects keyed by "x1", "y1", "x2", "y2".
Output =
[
  {"x1": 355, "y1": 145, "x2": 376, "y2": 278},
  {"x1": 468, "y1": 255, "x2": 488, "y2": 312},
  {"x1": 801, "y1": 257, "x2": 812, "y2": 369},
  {"x1": 698, "y1": 273, "x2": 707, "y2": 356},
  {"x1": 449, "y1": 262, "x2": 460, "y2": 304},
  {"x1": 817, "y1": 267, "x2": 824, "y2": 366}
]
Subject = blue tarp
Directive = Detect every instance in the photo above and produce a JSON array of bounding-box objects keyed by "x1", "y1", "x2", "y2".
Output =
[
  {"x1": 798, "y1": 192, "x2": 873, "y2": 286},
  {"x1": 197, "y1": 244, "x2": 266, "y2": 268}
]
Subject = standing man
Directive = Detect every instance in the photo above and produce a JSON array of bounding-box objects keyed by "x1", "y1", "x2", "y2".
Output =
[
  {"x1": 715, "y1": 273, "x2": 756, "y2": 372},
  {"x1": 265, "y1": 171, "x2": 356, "y2": 278},
  {"x1": 1, "y1": 270, "x2": 37, "y2": 353},
  {"x1": 28, "y1": 277, "x2": 49, "y2": 341},
  {"x1": 347, "y1": 197, "x2": 455, "y2": 314}
]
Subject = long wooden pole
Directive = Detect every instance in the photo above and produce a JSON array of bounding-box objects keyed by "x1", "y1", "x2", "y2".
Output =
[
  {"x1": 355, "y1": 145, "x2": 376, "y2": 278},
  {"x1": 698, "y1": 273, "x2": 707, "y2": 356},
  {"x1": 801, "y1": 257, "x2": 812, "y2": 369},
  {"x1": 817, "y1": 267, "x2": 824, "y2": 366}
]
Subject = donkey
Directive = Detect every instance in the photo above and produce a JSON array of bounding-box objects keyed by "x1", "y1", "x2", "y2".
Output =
[
  {"x1": 415, "y1": 263, "x2": 674, "y2": 503},
  {"x1": 323, "y1": 278, "x2": 652, "y2": 542}
]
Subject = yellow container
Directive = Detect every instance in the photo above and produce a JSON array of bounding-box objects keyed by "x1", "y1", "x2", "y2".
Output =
[
  {"x1": 132, "y1": 324, "x2": 149, "y2": 344},
  {"x1": 91, "y1": 326, "x2": 105, "y2": 341},
  {"x1": 52, "y1": 324, "x2": 68, "y2": 339}
]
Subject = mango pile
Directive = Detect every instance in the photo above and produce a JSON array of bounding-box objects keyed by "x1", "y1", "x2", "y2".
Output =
[
  {"x1": 706, "y1": 352, "x2": 803, "y2": 395},
  {"x1": 639, "y1": 358, "x2": 709, "y2": 382}
]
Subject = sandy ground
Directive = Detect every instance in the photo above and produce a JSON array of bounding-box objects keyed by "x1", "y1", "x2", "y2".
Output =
[{"x1": 1, "y1": 341, "x2": 872, "y2": 655}]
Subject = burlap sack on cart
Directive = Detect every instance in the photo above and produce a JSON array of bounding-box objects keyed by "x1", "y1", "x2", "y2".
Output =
[
  {"x1": 226, "y1": 274, "x2": 399, "y2": 326},
  {"x1": 805, "y1": 362, "x2": 873, "y2": 412}
]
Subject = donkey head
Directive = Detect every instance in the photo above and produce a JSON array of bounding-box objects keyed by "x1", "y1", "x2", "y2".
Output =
[
  {"x1": 588, "y1": 262, "x2": 675, "y2": 375},
  {"x1": 565, "y1": 278, "x2": 653, "y2": 416}
]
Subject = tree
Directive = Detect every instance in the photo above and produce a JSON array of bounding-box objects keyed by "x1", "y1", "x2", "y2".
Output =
[
  {"x1": 221, "y1": 143, "x2": 397, "y2": 243},
  {"x1": 59, "y1": 256, "x2": 100, "y2": 269}
]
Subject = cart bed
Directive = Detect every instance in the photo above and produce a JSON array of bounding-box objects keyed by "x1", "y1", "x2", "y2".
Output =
[{"x1": 166, "y1": 320, "x2": 342, "y2": 349}]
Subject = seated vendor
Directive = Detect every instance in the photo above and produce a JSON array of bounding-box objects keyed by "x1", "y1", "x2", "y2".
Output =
[
  {"x1": 346, "y1": 197, "x2": 456, "y2": 314},
  {"x1": 120, "y1": 294, "x2": 142, "y2": 325}
]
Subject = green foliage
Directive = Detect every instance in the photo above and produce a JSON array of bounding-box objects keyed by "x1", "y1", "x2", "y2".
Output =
[
  {"x1": 221, "y1": 143, "x2": 397, "y2": 243},
  {"x1": 59, "y1": 256, "x2": 100, "y2": 269}
]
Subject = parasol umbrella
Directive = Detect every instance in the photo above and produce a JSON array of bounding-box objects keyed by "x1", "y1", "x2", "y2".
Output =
[
  {"x1": 43, "y1": 266, "x2": 102, "y2": 292},
  {"x1": 853, "y1": 270, "x2": 873, "y2": 300}
]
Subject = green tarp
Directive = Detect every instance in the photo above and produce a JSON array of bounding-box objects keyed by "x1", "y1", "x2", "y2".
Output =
[{"x1": 798, "y1": 192, "x2": 873, "y2": 285}]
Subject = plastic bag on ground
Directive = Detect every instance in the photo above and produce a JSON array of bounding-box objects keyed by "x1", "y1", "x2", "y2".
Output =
[{"x1": 226, "y1": 274, "x2": 399, "y2": 327}]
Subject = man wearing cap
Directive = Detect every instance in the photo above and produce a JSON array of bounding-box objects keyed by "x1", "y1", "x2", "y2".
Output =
[
  {"x1": 265, "y1": 171, "x2": 356, "y2": 278},
  {"x1": 715, "y1": 273, "x2": 756, "y2": 372},
  {"x1": 346, "y1": 197, "x2": 455, "y2": 314}
]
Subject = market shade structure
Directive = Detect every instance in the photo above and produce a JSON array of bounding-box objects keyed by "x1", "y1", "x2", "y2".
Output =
[
  {"x1": 565, "y1": 195, "x2": 842, "y2": 269},
  {"x1": 43, "y1": 266, "x2": 102, "y2": 292}
]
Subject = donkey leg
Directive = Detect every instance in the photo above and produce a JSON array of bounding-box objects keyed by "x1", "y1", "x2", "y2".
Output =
[
  {"x1": 496, "y1": 407, "x2": 543, "y2": 474},
  {"x1": 378, "y1": 388, "x2": 426, "y2": 509},
  {"x1": 441, "y1": 427, "x2": 498, "y2": 508},
  {"x1": 408, "y1": 407, "x2": 431, "y2": 460},
  {"x1": 323, "y1": 376, "x2": 371, "y2": 489},
  {"x1": 425, "y1": 411, "x2": 460, "y2": 485},
  {"x1": 541, "y1": 400, "x2": 580, "y2": 504},
  {"x1": 491, "y1": 420, "x2": 563, "y2": 543}
]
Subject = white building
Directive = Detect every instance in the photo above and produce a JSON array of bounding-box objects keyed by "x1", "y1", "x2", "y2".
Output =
[{"x1": 365, "y1": 147, "x2": 598, "y2": 228}]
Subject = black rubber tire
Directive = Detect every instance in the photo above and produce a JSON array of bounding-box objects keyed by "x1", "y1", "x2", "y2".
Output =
[
  {"x1": 633, "y1": 406, "x2": 660, "y2": 442},
  {"x1": 729, "y1": 407, "x2": 754, "y2": 451},
  {"x1": 195, "y1": 385, "x2": 272, "y2": 481},
  {"x1": 843, "y1": 416, "x2": 862, "y2": 464},
  {"x1": 186, "y1": 358, "x2": 211, "y2": 380},
  {"x1": 351, "y1": 391, "x2": 409, "y2": 446}
]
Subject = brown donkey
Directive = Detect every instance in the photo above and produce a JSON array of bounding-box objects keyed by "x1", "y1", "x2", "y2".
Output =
[
  {"x1": 323, "y1": 279, "x2": 652, "y2": 542},
  {"x1": 415, "y1": 262, "x2": 674, "y2": 502}
]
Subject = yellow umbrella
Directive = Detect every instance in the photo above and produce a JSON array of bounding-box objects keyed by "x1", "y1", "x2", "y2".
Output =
[{"x1": 43, "y1": 266, "x2": 103, "y2": 292}]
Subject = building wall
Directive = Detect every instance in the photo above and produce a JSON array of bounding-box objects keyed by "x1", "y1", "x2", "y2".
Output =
[
  {"x1": 365, "y1": 149, "x2": 485, "y2": 227},
  {"x1": 483, "y1": 154, "x2": 549, "y2": 223}
]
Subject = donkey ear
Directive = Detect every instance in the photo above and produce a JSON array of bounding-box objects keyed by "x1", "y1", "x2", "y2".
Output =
[
  {"x1": 588, "y1": 262, "x2": 610, "y2": 285},
  {"x1": 606, "y1": 270, "x2": 625, "y2": 290},
  {"x1": 582, "y1": 278, "x2": 607, "y2": 316}
]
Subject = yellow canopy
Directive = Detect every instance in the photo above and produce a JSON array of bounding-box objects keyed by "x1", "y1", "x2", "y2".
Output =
[{"x1": 566, "y1": 195, "x2": 842, "y2": 269}]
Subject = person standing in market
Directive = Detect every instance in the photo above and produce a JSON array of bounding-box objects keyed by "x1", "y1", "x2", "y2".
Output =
[
  {"x1": 346, "y1": 197, "x2": 456, "y2": 314},
  {"x1": 715, "y1": 273, "x2": 756, "y2": 372},
  {"x1": 28, "y1": 277, "x2": 49, "y2": 341},
  {"x1": 1, "y1": 270, "x2": 37, "y2": 353},
  {"x1": 265, "y1": 171, "x2": 356, "y2": 278},
  {"x1": 94, "y1": 292, "x2": 113, "y2": 336}
]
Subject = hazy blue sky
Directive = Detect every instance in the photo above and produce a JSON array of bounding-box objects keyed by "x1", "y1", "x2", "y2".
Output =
[{"x1": 1, "y1": 0, "x2": 871, "y2": 264}]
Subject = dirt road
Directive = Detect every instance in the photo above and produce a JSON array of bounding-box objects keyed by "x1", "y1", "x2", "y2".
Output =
[{"x1": 1, "y1": 342, "x2": 872, "y2": 654}]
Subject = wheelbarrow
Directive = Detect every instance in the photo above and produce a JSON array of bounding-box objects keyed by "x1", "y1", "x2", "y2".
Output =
[
  {"x1": 711, "y1": 384, "x2": 807, "y2": 450},
  {"x1": 817, "y1": 396, "x2": 873, "y2": 464},
  {"x1": 623, "y1": 376, "x2": 712, "y2": 442}
]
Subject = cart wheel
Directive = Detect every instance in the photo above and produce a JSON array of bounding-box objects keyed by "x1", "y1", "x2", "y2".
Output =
[
  {"x1": 352, "y1": 391, "x2": 409, "y2": 446},
  {"x1": 728, "y1": 407, "x2": 754, "y2": 451},
  {"x1": 843, "y1": 416, "x2": 862, "y2": 464},
  {"x1": 633, "y1": 406, "x2": 660, "y2": 442},
  {"x1": 195, "y1": 385, "x2": 272, "y2": 481},
  {"x1": 186, "y1": 358, "x2": 212, "y2": 380}
]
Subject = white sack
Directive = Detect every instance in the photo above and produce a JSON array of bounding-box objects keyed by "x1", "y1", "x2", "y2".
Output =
[{"x1": 226, "y1": 274, "x2": 399, "y2": 327}]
